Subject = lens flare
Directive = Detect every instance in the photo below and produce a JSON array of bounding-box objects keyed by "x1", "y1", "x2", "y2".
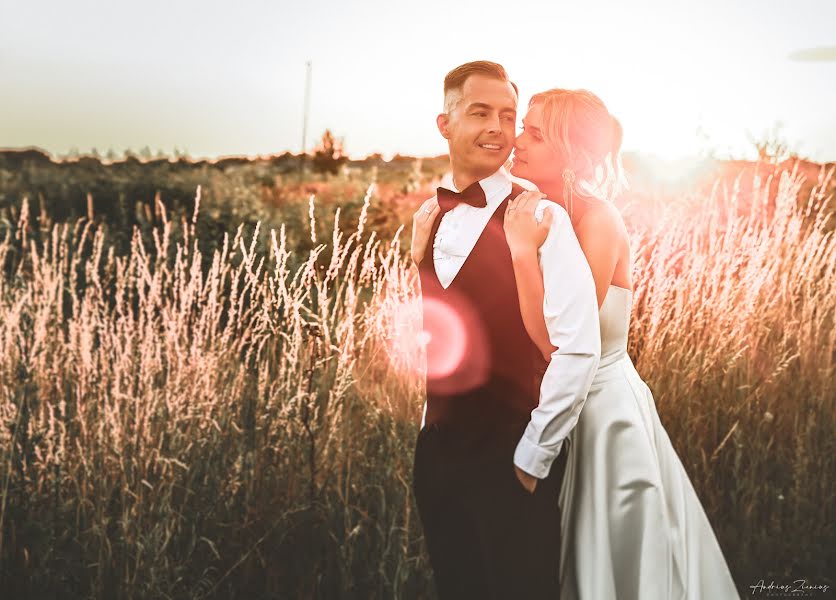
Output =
[
  {"x1": 381, "y1": 291, "x2": 490, "y2": 395},
  {"x1": 422, "y1": 296, "x2": 468, "y2": 379}
]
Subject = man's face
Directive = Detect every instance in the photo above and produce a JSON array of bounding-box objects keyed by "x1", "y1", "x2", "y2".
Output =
[{"x1": 438, "y1": 75, "x2": 518, "y2": 179}]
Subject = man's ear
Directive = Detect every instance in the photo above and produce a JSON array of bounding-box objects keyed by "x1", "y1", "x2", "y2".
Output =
[{"x1": 436, "y1": 113, "x2": 450, "y2": 139}]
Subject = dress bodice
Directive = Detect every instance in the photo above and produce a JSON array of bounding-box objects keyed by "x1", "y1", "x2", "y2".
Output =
[{"x1": 598, "y1": 285, "x2": 632, "y2": 367}]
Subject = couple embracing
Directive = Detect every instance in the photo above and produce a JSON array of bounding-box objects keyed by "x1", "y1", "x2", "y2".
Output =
[{"x1": 409, "y1": 61, "x2": 740, "y2": 600}]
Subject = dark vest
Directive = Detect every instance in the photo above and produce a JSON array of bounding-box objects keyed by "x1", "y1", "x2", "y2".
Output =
[{"x1": 418, "y1": 183, "x2": 547, "y2": 441}]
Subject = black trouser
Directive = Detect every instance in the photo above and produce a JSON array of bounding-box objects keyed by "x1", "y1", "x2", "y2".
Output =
[{"x1": 412, "y1": 420, "x2": 567, "y2": 600}]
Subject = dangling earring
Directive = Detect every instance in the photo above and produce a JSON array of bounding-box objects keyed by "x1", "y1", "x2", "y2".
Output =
[{"x1": 562, "y1": 168, "x2": 576, "y2": 221}]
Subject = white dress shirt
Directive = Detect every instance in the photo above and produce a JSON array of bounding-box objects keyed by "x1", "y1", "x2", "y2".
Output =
[
  {"x1": 432, "y1": 170, "x2": 512, "y2": 289},
  {"x1": 420, "y1": 169, "x2": 601, "y2": 479}
]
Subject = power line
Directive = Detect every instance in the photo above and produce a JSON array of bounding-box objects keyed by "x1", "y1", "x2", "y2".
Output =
[{"x1": 300, "y1": 60, "x2": 312, "y2": 178}]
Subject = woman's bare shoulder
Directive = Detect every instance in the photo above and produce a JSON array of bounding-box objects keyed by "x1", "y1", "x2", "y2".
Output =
[{"x1": 577, "y1": 198, "x2": 627, "y2": 239}]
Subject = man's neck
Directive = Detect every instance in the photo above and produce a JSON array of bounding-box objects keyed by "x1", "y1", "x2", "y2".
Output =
[{"x1": 449, "y1": 165, "x2": 496, "y2": 192}]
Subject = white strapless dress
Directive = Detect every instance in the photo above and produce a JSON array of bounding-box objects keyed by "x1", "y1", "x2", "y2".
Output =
[{"x1": 558, "y1": 286, "x2": 740, "y2": 600}]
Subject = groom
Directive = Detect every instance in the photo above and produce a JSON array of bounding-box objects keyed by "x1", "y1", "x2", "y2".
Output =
[{"x1": 411, "y1": 61, "x2": 601, "y2": 599}]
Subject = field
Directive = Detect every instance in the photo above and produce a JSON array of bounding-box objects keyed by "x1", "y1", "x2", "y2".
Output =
[{"x1": 0, "y1": 150, "x2": 834, "y2": 598}]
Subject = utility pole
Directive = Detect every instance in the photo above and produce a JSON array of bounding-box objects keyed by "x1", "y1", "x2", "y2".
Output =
[{"x1": 300, "y1": 60, "x2": 312, "y2": 179}]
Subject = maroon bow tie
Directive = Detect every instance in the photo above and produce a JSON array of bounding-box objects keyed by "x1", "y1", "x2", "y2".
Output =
[{"x1": 437, "y1": 182, "x2": 487, "y2": 214}]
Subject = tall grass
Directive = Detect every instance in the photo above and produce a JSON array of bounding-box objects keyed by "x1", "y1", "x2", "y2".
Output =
[
  {"x1": 625, "y1": 166, "x2": 835, "y2": 586},
  {"x1": 0, "y1": 166, "x2": 833, "y2": 598}
]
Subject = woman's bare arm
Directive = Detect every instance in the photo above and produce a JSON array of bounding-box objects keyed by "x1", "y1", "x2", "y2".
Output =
[
  {"x1": 510, "y1": 248, "x2": 557, "y2": 362},
  {"x1": 504, "y1": 192, "x2": 558, "y2": 362}
]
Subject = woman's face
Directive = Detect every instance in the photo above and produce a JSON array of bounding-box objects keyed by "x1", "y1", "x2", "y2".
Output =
[{"x1": 510, "y1": 103, "x2": 562, "y2": 187}]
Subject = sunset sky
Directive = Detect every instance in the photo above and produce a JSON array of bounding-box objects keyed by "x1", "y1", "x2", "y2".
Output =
[{"x1": 2, "y1": 0, "x2": 835, "y2": 162}]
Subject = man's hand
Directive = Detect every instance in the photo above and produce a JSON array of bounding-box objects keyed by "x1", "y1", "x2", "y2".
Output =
[{"x1": 514, "y1": 464, "x2": 538, "y2": 494}]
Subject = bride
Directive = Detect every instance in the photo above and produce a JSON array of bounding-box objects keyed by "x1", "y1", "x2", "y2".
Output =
[{"x1": 415, "y1": 88, "x2": 741, "y2": 599}]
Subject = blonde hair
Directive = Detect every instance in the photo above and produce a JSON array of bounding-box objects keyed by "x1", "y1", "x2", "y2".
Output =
[{"x1": 528, "y1": 88, "x2": 628, "y2": 202}]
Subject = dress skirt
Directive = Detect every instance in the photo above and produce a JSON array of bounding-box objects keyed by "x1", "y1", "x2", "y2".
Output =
[{"x1": 557, "y1": 353, "x2": 740, "y2": 600}]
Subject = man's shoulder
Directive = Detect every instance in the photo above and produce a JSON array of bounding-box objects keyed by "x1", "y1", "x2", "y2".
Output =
[{"x1": 534, "y1": 198, "x2": 571, "y2": 228}]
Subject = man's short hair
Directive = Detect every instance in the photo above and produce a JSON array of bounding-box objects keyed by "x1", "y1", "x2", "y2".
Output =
[{"x1": 443, "y1": 60, "x2": 518, "y2": 113}]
